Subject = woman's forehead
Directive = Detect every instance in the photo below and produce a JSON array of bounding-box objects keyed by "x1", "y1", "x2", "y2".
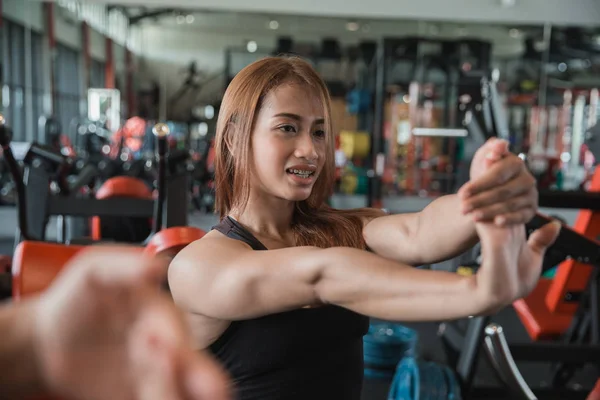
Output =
[{"x1": 261, "y1": 84, "x2": 325, "y2": 118}]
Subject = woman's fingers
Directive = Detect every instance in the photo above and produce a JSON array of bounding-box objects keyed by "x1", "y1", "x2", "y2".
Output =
[
  {"x1": 181, "y1": 349, "x2": 232, "y2": 400},
  {"x1": 527, "y1": 220, "x2": 562, "y2": 255},
  {"x1": 131, "y1": 333, "x2": 182, "y2": 400}
]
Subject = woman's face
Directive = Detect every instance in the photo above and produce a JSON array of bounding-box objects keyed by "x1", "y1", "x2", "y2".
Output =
[{"x1": 250, "y1": 83, "x2": 327, "y2": 202}]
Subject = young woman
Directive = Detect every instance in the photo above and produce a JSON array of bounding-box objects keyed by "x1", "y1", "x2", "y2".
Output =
[{"x1": 169, "y1": 56, "x2": 559, "y2": 400}]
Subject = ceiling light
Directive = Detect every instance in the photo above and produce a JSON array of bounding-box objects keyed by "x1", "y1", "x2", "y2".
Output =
[
  {"x1": 176, "y1": 15, "x2": 185, "y2": 24},
  {"x1": 186, "y1": 14, "x2": 195, "y2": 24},
  {"x1": 558, "y1": 62, "x2": 568, "y2": 72},
  {"x1": 509, "y1": 28, "x2": 521, "y2": 38},
  {"x1": 269, "y1": 20, "x2": 279, "y2": 30},
  {"x1": 204, "y1": 105, "x2": 215, "y2": 120},
  {"x1": 247, "y1": 41, "x2": 258, "y2": 53},
  {"x1": 346, "y1": 21, "x2": 359, "y2": 32}
]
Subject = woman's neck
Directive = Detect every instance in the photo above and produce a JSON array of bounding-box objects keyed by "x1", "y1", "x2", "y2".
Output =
[{"x1": 229, "y1": 199, "x2": 296, "y2": 241}]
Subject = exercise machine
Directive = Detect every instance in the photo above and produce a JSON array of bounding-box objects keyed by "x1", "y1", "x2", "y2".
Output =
[
  {"x1": 438, "y1": 71, "x2": 600, "y2": 400},
  {"x1": 1, "y1": 117, "x2": 206, "y2": 305},
  {"x1": 0, "y1": 120, "x2": 190, "y2": 246}
]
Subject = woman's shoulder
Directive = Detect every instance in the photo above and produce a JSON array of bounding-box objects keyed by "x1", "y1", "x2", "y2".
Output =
[{"x1": 176, "y1": 229, "x2": 255, "y2": 263}]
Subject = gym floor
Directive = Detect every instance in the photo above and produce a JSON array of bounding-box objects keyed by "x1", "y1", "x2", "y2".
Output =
[{"x1": 0, "y1": 204, "x2": 597, "y2": 399}]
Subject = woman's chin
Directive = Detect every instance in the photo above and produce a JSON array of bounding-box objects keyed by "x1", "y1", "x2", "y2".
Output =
[{"x1": 283, "y1": 188, "x2": 313, "y2": 202}]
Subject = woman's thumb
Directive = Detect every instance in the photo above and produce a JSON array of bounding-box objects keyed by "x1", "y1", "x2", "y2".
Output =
[{"x1": 527, "y1": 220, "x2": 562, "y2": 254}]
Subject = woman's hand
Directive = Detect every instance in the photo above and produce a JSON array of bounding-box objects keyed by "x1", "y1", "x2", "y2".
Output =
[
  {"x1": 459, "y1": 138, "x2": 538, "y2": 226},
  {"x1": 33, "y1": 246, "x2": 231, "y2": 400},
  {"x1": 475, "y1": 217, "x2": 560, "y2": 308},
  {"x1": 469, "y1": 139, "x2": 561, "y2": 304}
]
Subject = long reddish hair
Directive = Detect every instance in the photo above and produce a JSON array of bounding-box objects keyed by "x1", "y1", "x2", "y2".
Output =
[{"x1": 214, "y1": 56, "x2": 383, "y2": 249}]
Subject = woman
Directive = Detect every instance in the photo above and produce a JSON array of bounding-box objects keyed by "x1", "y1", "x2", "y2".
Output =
[{"x1": 169, "y1": 56, "x2": 559, "y2": 399}]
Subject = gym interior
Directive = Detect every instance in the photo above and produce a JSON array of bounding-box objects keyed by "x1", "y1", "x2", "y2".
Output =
[{"x1": 1, "y1": 0, "x2": 599, "y2": 399}]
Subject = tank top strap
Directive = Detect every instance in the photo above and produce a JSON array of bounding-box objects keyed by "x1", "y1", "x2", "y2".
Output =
[{"x1": 211, "y1": 216, "x2": 268, "y2": 251}]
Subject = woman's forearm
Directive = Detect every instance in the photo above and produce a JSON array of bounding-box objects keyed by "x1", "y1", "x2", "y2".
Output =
[
  {"x1": 363, "y1": 195, "x2": 479, "y2": 266},
  {"x1": 313, "y1": 246, "x2": 510, "y2": 322},
  {"x1": 412, "y1": 195, "x2": 480, "y2": 264},
  {"x1": 0, "y1": 299, "x2": 45, "y2": 399}
]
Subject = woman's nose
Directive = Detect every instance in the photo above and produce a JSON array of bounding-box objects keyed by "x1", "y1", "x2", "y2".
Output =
[{"x1": 294, "y1": 133, "x2": 318, "y2": 161}]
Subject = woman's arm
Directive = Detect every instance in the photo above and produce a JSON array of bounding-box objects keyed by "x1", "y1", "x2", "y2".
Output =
[
  {"x1": 363, "y1": 139, "x2": 537, "y2": 266},
  {"x1": 363, "y1": 195, "x2": 478, "y2": 266},
  {"x1": 168, "y1": 220, "x2": 558, "y2": 323},
  {"x1": 0, "y1": 299, "x2": 44, "y2": 399}
]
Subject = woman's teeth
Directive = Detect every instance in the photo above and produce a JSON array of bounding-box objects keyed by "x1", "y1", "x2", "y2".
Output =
[{"x1": 287, "y1": 169, "x2": 314, "y2": 178}]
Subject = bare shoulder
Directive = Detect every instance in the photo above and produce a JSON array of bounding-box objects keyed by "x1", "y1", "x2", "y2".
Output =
[{"x1": 171, "y1": 229, "x2": 253, "y2": 268}]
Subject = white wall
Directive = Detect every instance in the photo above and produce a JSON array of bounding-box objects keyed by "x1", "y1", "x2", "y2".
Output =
[
  {"x1": 114, "y1": 43, "x2": 127, "y2": 74},
  {"x1": 54, "y1": 5, "x2": 81, "y2": 50},
  {"x1": 35, "y1": 0, "x2": 600, "y2": 26},
  {"x1": 90, "y1": 27, "x2": 106, "y2": 61},
  {"x1": 3, "y1": 0, "x2": 44, "y2": 32},
  {"x1": 2, "y1": 0, "x2": 136, "y2": 139}
]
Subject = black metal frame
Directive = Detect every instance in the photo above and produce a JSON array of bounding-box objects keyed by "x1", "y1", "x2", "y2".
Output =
[
  {"x1": 539, "y1": 190, "x2": 600, "y2": 209},
  {"x1": 369, "y1": 37, "x2": 493, "y2": 206},
  {"x1": 0, "y1": 115, "x2": 190, "y2": 247},
  {"x1": 16, "y1": 152, "x2": 190, "y2": 245}
]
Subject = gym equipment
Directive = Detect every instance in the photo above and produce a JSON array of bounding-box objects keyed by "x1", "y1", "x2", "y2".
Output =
[
  {"x1": 437, "y1": 72, "x2": 600, "y2": 398},
  {"x1": 144, "y1": 226, "x2": 205, "y2": 257},
  {"x1": 369, "y1": 38, "x2": 492, "y2": 205},
  {"x1": 362, "y1": 322, "x2": 460, "y2": 398},
  {"x1": 3, "y1": 120, "x2": 205, "y2": 303},
  {"x1": 90, "y1": 175, "x2": 153, "y2": 243},
  {"x1": 389, "y1": 356, "x2": 462, "y2": 400},
  {"x1": 440, "y1": 213, "x2": 600, "y2": 399},
  {"x1": 0, "y1": 115, "x2": 189, "y2": 243},
  {"x1": 12, "y1": 241, "x2": 87, "y2": 300},
  {"x1": 365, "y1": 320, "x2": 536, "y2": 399},
  {"x1": 88, "y1": 88, "x2": 121, "y2": 132},
  {"x1": 0, "y1": 118, "x2": 190, "y2": 246},
  {"x1": 363, "y1": 323, "x2": 417, "y2": 380},
  {"x1": 339, "y1": 130, "x2": 370, "y2": 160},
  {"x1": 38, "y1": 115, "x2": 75, "y2": 157},
  {"x1": 0, "y1": 255, "x2": 11, "y2": 299}
]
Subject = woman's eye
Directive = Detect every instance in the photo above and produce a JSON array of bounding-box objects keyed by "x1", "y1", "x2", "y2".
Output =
[
  {"x1": 279, "y1": 125, "x2": 297, "y2": 133},
  {"x1": 314, "y1": 130, "x2": 326, "y2": 138}
]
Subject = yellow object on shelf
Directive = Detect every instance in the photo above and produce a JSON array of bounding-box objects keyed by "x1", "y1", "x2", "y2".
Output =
[
  {"x1": 340, "y1": 169, "x2": 359, "y2": 194},
  {"x1": 340, "y1": 130, "x2": 370, "y2": 159}
]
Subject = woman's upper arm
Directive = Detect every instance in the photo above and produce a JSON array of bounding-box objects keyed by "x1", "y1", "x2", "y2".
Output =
[
  {"x1": 361, "y1": 211, "x2": 425, "y2": 265},
  {"x1": 167, "y1": 238, "x2": 323, "y2": 320}
]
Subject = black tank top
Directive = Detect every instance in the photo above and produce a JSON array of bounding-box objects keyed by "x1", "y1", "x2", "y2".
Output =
[{"x1": 209, "y1": 216, "x2": 369, "y2": 400}]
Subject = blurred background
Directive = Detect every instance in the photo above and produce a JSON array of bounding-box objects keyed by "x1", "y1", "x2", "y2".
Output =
[
  {"x1": 1, "y1": 2, "x2": 599, "y2": 399},
  {"x1": 0, "y1": 0, "x2": 600, "y2": 216},
  {"x1": 1, "y1": 0, "x2": 599, "y2": 214}
]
